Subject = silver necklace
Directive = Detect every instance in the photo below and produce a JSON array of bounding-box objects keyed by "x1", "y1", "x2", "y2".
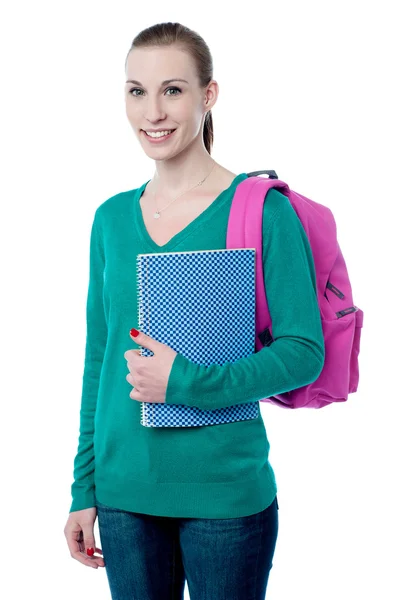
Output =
[{"x1": 152, "y1": 161, "x2": 217, "y2": 219}]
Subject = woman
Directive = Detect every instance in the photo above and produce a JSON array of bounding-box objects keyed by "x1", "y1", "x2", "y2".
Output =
[{"x1": 64, "y1": 21, "x2": 324, "y2": 600}]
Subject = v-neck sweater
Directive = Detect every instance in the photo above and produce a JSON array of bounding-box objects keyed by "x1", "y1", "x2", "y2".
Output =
[{"x1": 69, "y1": 172, "x2": 325, "y2": 518}]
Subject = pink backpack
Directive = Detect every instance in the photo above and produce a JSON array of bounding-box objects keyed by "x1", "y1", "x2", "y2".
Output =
[{"x1": 226, "y1": 170, "x2": 364, "y2": 409}]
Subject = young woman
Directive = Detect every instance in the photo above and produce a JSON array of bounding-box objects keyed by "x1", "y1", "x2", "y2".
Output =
[{"x1": 64, "y1": 21, "x2": 324, "y2": 600}]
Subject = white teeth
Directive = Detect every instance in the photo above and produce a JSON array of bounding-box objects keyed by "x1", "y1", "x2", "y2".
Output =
[{"x1": 145, "y1": 129, "x2": 174, "y2": 138}]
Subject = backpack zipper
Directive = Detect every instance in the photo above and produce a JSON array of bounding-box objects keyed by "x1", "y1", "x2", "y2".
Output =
[
  {"x1": 336, "y1": 306, "x2": 358, "y2": 318},
  {"x1": 325, "y1": 282, "x2": 357, "y2": 318},
  {"x1": 326, "y1": 281, "x2": 345, "y2": 299}
]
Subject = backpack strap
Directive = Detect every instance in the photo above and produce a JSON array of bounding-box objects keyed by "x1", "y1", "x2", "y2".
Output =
[{"x1": 226, "y1": 172, "x2": 290, "y2": 351}]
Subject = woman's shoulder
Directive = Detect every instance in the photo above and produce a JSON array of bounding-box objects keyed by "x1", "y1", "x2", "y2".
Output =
[
  {"x1": 93, "y1": 186, "x2": 142, "y2": 223},
  {"x1": 261, "y1": 187, "x2": 296, "y2": 230}
]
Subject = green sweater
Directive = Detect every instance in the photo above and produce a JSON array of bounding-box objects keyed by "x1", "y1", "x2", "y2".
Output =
[{"x1": 69, "y1": 172, "x2": 325, "y2": 518}]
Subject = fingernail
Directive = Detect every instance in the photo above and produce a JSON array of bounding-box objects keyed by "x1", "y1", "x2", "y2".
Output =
[
  {"x1": 130, "y1": 328, "x2": 139, "y2": 337},
  {"x1": 86, "y1": 547, "x2": 94, "y2": 556}
]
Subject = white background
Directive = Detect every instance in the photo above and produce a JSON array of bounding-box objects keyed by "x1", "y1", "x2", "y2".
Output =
[{"x1": 1, "y1": 1, "x2": 398, "y2": 598}]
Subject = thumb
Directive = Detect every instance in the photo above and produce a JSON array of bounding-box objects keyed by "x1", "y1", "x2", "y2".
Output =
[
  {"x1": 130, "y1": 328, "x2": 157, "y2": 352},
  {"x1": 81, "y1": 523, "x2": 96, "y2": 557}
]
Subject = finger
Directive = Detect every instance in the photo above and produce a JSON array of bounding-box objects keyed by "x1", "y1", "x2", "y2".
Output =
[
  {"x1": 66, "y1": 529, "x2": 104, "y2": 568},
  {"x1": 126, "y1": 372, "x2": 131, "y2": 384},
  {"x1": 82, "y1": 547, "x2": 105, "y2": 566},
  {"x1": 130, "y1": 388, "x2": 141, "y2": 401},
  {"x1": 129, "y1": 329, "x2": 158, "y2": 353},
  {"x1": 81, "y1": 524, "x2": 97, "y2": 558},
  {"x1": 77, "y1": 531, "x2": 104, "y2": 556},
  {"x1": 76, "y1": 532, "x2": 105, "y2": 565},
  {"x1": 81, "y1": 545, "x2": 105, "y2": 566},
  {"x1": 80, "y1": 522, "x2": 104, "y2": 567},
  {"x1": 72, "y1": 548, "x2": 105, "y2": 568},
  {"x1": 124, "y1": 348, "x2": 141, "y2": 361}
]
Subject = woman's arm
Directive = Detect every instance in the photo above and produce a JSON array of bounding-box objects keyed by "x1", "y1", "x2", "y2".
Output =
[
  {"x1": 165, "y1": 189, "x2": 325, "y2": 410},
  {"x1": 69, "y1": 210, "x2": 108, "y2": 512}
]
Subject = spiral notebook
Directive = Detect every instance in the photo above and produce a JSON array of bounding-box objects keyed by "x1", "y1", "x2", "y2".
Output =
[{"x1": 136, "y1": 248, "x2": 259, "y2": 427}]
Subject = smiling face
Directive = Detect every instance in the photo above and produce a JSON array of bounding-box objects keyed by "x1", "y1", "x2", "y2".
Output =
[{"x1": 124, "y1": 45, "x2": 218, "y2": 160}]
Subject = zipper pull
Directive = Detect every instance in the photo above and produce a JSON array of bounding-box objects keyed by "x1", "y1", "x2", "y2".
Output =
[
  {"x1": 336, "y1": 306, "x2": 358, "y2": 318},
  {"x1": 327, "y1": 281, "x2": 345, "y2": 299}
]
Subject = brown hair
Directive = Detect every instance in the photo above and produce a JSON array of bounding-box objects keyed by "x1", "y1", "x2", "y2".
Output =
[{"x1": 125, "y1": 22, "x2": 214, "y2": 155}]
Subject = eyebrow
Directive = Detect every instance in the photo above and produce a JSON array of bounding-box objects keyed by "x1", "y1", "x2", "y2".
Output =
[{"x1": 125, "y1": 78, "x2": 189, "y2": 86}]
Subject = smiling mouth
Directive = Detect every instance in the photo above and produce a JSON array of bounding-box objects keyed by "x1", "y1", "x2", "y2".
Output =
[
  {"x1": 142, "y1": 129, "x2": 177, "y2": 135},
  {"x1": 141, "y1": 129, "x2": 177, "y2": 142}
]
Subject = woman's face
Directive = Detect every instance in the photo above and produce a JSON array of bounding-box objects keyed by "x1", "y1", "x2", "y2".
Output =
[{"x1": 124, "y1": 45, "x2": 217, "y2": 159}]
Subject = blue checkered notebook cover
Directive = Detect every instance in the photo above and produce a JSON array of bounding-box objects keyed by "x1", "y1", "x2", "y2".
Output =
[{"x1": 136, "y1": 248, "x2": 259, "y2": 427}]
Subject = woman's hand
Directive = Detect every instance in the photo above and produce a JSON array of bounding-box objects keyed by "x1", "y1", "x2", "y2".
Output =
[
  {"x1": 124, "y1": 329, "x2": 178, "y2": 404},
  {"x1": 64, "y1": 508, "x2": 105, "y2": 569}
]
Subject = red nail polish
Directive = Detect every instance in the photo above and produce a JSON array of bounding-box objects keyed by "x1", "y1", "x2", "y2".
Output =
[
  {"x1": 87, "y1": 547, "x2": 94, "y2": 556},
  {"x1": 130, "y1": 328, "x2": 139, "y2": 337}
]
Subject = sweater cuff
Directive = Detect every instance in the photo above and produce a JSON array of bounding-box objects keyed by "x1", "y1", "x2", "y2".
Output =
[
  {"x1": 69, "y1": 488, "x2": 97, "y2": 513},
  {"x1": 165, "y1": 352, "x2": 202, "y2": 407}
]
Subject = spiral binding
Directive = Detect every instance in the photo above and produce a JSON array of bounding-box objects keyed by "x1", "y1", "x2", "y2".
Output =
[
  {"x1": 136, "y1": 254, "x2": 144, "y2": 426},
  {"x1": 136, "y1": 254, "x2": 155, "y2": 426}
]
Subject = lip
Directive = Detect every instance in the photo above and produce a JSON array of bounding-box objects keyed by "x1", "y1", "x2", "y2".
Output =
[{"x1": 141, "y1": 129, "x2": 177, "y2": 143}]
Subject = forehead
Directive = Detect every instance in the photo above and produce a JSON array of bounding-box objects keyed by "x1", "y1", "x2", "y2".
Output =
[{"x1": 125, "y1": 46, "x2": 194, "y2": 81}]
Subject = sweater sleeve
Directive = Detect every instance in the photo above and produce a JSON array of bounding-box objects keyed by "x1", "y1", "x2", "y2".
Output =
[
  {"x1": 69, "y1": 210, "x2": 108, "y2": 512},
  {"x1": 164, "y1": 189, "x2": 325, "y2": 410}
]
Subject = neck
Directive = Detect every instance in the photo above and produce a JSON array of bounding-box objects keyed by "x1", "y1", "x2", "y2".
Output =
[{"x1": 149, "y1": 146, "x2": 218, "y2": 196}]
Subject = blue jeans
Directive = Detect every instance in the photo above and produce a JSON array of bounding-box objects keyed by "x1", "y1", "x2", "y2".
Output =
[{"x1": 96, "y1": 495, "x2": 279, "y2": 600}]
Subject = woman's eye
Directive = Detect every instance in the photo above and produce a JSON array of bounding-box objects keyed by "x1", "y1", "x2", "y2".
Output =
[
  {"x1": 165, "y1": 87, "x2": 181, "y2": 96},
  {"x1": 128, "y1": 87, "x2": 182, "y2": 97}
]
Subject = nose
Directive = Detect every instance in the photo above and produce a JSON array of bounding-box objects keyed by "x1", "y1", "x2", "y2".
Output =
[{"x1": 143, "y1": 96, "x2": 167, "y2": 122}]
